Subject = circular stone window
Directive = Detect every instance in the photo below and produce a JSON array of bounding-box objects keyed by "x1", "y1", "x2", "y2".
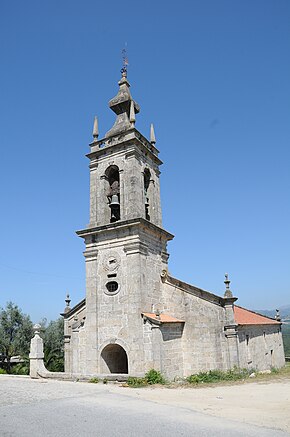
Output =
[{"x1": 105, "y1": 281, "x2": 120, "y2": 295}]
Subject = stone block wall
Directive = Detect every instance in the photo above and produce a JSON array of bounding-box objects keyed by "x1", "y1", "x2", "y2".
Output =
[
  {"x1": 78, "y1": 221, "x2": 170, "y2": 376},
  {"x1": 160, "y1": 281, "x2": 231, "y2": 376},
  {"x1": 141, "y1": 320, "x2": 184, "y2": 380},
  {"x1": 159, "y1": 323, "x2": 184, "y2": 379},
  {"x1": 238, "y1": 325, "x2": 285, "y2": 370},
  {"x1": 64, "y1": 303, "x2": 86, "y2": 374}
]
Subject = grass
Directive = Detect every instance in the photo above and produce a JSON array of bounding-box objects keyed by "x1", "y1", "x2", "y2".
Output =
[
  {"x1": 187, "y1": 364, "x2": 290, "y2": 386},
  {"x1": 88, "y1": 377, "x2": 99, "y2": 383},
  {"x1": 127, "y1": 364, "x2": 290, "y2": 388},
  {"x1": 254, "y1": 362, "x2": 290, "y2": 381},
  {"x1": 127, "y1": 377, "x2": 147, "y2": 387},
  {"x1": 88, "y1": 377, "x2": 109, "y2": 384},
  {"x1": 186, "y1": 367, "x2": 251, "y2": 384}
]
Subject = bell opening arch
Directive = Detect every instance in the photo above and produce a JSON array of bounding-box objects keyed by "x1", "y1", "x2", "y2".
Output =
[{"x1": 105, "y1": 165, "x2": 120, "y2": 223}]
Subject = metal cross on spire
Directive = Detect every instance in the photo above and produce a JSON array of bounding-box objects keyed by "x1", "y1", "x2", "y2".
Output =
[{"x1": 121, "y1": 46, "x2": 129, "y2": 77}]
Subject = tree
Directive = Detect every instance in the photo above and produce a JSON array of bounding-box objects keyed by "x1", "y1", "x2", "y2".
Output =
[
  {"x1": 41, "y1": 317, "x2": 64, "y2": 372},
  {"x1": 0, "y1": 302, "x2": 33, "y2": 373},
  {"x1": 282, "y1": 324, "x2": 290, "y2": 356}
]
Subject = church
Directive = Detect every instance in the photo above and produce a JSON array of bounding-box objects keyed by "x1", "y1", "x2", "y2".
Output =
[{"x1": 62, "y1": 68, "x2": 285, "y2": 380}]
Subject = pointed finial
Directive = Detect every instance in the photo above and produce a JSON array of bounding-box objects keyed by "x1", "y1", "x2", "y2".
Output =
[
  {"x1": 150, "y1": 123, "x2": 156, "y2": 145},
  {"x1": 64, "y1": 293, "x2": 71, "y2": 313},
  {"x1": 33, "y1": 324, "x2": 41, "y2": 336},
  {"x1": 224, "y1": 273, "x2": 233, "y2": 298},
  {"x1": 275, "y1": 309, "x2": 281, "y2": 322},
  {"x1": 120, "y1": 46, "x2": 128, "y2": 78},
  {"x1": 129, "y1": 100, "x2": 135, "y2": 125},
  {"x1": 93, "y1": 116, "x2": 99, "y2": 140}
]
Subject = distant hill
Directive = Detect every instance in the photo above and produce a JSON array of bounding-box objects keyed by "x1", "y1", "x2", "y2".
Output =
[{"x1": 257, "y1": 305, "x2": 290, "y2": 320}]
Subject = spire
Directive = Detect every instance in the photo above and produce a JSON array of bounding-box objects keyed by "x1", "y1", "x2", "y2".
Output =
[
  {"x1": 105, "y1": 74, "x2": 140, "y2": 138},
  {"x1": 105, "y1": 55, "x2": 140, "y2": 138},
  {"x1": 224, "y1": 273, "x2": 233, "y2": 298},
  {"x1": 93, "y1": 116, "x2": 99, "y2": 140},
  {"x1": 150, "y1": 123, "x2": 156, "y2": 145}
]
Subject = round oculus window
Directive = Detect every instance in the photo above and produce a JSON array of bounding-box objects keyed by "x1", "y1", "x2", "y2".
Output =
[{"x1": 105, "y1": 281, "x2": 119, "y2": 295}]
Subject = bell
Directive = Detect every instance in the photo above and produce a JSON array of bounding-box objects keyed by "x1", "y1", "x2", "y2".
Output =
[{"x1": 109, "y1": 194, "x2": 120, "y2": 208}]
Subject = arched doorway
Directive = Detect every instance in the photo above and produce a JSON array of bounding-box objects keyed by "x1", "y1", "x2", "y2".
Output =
[{"x1": 100, "y1": 344, "x2": 128, "y2": 374}]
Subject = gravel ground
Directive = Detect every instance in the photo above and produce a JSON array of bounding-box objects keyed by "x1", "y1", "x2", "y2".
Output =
[
  {"x1": 0, "y1": 375, "x2": 289, "y2": 436},
  {"x1": 113, "y1": 378, "x2": 290, "y2": 433}
]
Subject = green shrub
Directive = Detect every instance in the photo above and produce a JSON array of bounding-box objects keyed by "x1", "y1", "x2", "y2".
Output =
[
  {"x1": 103, "y1": 378, "x2": 108, "y2": 384},
  {"x1": 89, "y1": 377, "x2": 99, "y2": 383},
  {"x1": 127, "y1": 377, "x2": 147, "y2": 387},
  {"x1": 10, "y1": 362, "x2": 29, "y2": 375},
  {"x1": 187, "y1": 367, "x2": 250, "y2": 384},
  {"x1": 0, "y1": 368, "x2": 7, "y2": 374},
  {"x1": 145, "y1": 369, "x2": 166, "y2": 385},
  {"x1": 127, "y1": 369, "x2": 166, "y2": 388}
]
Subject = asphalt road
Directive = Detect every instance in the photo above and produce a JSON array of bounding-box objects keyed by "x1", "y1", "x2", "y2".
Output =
[{"x1": 0, "y1": 376, "x2": 288, "y2": 437}]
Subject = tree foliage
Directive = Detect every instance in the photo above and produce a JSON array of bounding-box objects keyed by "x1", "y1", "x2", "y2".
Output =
[
  {"x1": 0, "y1": 302, "x2": 33, "y2": 372},
  {"x1": 41, "y1": 317, "x2": 64, "y2": 372},
  {"x1": 282, "y1": 324, "x2": 290, "y2": 356}
]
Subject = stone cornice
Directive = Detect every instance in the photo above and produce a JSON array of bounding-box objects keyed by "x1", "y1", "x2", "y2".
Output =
[
  {"x1": 224, "y1": 324, "x2": 239, "y2": 338},
  {"x1": 166, "y1": 275, "x2": 224, "y2": 307},
  {"x1": 87, "y1": 129, "x2": 162, "y2": 166},
  {"x1": 123, "y1": 241, "x2": 148, "y2": 256},
  {"x1": 221, "y1": 296, "x2": 238, "y2": 306},
  {"x1": 76, "y1": 218, "x2": 174, "y2": 243}
]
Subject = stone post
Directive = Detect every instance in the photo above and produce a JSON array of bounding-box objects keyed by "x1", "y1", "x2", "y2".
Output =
[
  {"x1": 223, "y1": 296, "x2": 240, "y2": 369},
  {"x1": 29, "y1": 324, "x2": 47, "y2": 378},
  {"x1": 223, "y1": 274, "x2": 239, "y2": 369}
]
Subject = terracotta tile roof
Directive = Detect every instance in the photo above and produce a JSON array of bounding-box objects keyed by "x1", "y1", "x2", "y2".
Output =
[
  {"x1": 234, "y1": 305, "x2": 281, "y2": 325},
  {"x1": 142, "y1": 312, "x2": 184, "y2": 324}
]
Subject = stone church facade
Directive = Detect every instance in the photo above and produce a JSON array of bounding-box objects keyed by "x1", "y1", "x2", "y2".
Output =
[{"x1": 62, "y1": 71, "x2": 285, "y2": 380}]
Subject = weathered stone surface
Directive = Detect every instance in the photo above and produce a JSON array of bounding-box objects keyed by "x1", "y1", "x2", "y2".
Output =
[{"x1": 60, "y1": 73, "x2": 285, "y2": 381}]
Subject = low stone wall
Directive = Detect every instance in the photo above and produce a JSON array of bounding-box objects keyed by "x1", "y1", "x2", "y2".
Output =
[{"x1": 29, "y1": 325, "x2": 130, "y2": 381}]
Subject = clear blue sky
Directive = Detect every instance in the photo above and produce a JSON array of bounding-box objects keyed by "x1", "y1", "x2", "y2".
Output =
[{"x1": 0, "y1": 0, "x2": 289, "y2": 322}]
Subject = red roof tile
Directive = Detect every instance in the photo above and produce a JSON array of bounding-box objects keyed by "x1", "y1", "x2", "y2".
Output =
[
  {"x1": 234, "y1": 305, "x2": 280, "y2": 325},
  {"x1": 142, "y1": 312, "x2": 184, "y2": 324}
]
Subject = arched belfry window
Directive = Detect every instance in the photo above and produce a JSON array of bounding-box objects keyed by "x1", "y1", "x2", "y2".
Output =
[
  {"x1": 144, "y1": 168, "x2": 151, "y2": 221},
  {"x1": 106, "y1": 165, "x2": 120, "y2": 223}
]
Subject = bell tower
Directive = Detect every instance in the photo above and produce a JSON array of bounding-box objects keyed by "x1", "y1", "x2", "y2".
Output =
[
  {"x1": 87, "y1": 70, "x2": 163, "y2": 228},
  {"x1": 76, "y1": 68, "x2": 174, "y2": 376}
]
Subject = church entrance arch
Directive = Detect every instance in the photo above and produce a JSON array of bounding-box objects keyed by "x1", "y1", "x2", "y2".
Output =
[{"x1": 100, "y1": 344, "x2": 128, "y2": 374}]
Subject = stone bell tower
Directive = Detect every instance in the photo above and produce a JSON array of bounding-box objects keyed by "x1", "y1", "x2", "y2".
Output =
[{"x1": 75, "y1": 68, "x2": 174, "y2": 376}]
